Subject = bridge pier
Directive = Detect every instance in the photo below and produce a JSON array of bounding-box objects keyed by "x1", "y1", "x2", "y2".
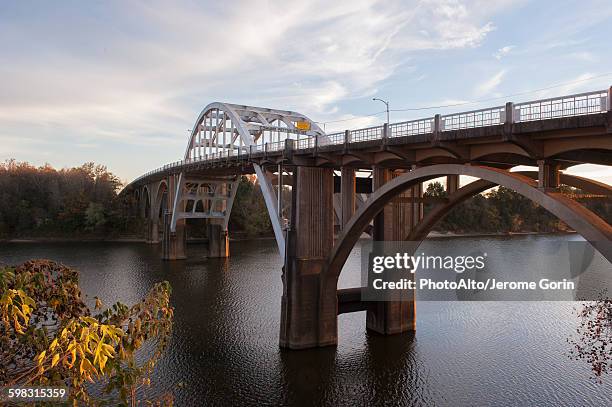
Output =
[
  {"x1": 367, "y1": 167, "x2": 418, "y2": 335},
  {"x1": 208, "y1": 223, "x2": 229, "y2": 258},
  {"x1": 145, "y1": 218, "x2": 159, "y2": 244},
  {"x1": 538, "y1": 159, "x2": 561, "y2": 190},
  {"x1": 161, "y1": 174, "x2": 186, "y2": 260},
  {"x1": 280, "y1": 167, "x2": 337, "y2": 349},
  {"x1": 340, "y1": 167, "x2": 356, "y2": 228},
  {"x1": 447, "y1": 174, "x2": 459, "y2": 194},
  {"x1": 162, "y1": 215, "x2": 186, "y2": 260}
]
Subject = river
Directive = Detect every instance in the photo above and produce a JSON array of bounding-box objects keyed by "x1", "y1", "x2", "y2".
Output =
[{"x1": 1, "y1": 235, "x2": 611, "y2": 406}]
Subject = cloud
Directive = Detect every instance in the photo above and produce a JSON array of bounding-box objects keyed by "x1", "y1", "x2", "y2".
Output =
[
  {"x1": 494, "y1": 45, "x2": 515, "y2": 60},
  {"x1": 0, "y1": 0, "x2": 511, "y2": 177},
  {"x1": 565, "y1": 51, "x2": 596, "y2": 63},
  {"x1": 323, "y1": 114, "x2": 382, "y2": 133},
  {"x1": 476, "y1": 70, "x2": 506, "y2": 96}
]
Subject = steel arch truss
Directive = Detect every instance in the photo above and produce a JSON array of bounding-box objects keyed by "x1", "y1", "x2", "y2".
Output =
[
  {"x1": 171, "y1": 103, "x2": 324, "y2": 255},
  {"x1": 171, "y1": 177, "x2": 238, "y2": 229}
]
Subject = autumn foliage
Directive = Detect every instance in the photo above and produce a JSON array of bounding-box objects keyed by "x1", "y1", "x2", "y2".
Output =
[
  {"x1": 0, "y1": 160, "x2": 138, "y2": 238},
  {"x1": 568, "y1": 293, "x2": 612, "y2": 382},
  {"x1": 0, "y1": 260, "x2": 174, "y2": 405}
]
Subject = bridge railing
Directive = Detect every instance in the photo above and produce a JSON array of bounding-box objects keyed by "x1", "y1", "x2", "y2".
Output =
[
  {"x1": 389, "y1": 118, "x2": 433, "y2": 137},
  {"x1": 130, "y1": 87, "x2": 610, "y2": 186},
  {"x1": 349, "y1": 125, "x2": 383, "y2": 142},
  {"x1": 268, "y1": 141, "x2": 286, "y2": 151},
  {"x1": 318, "y1": 132, "x2": 345, "y2": 146},
  {"x1": 441, "y1": 106, "x2": 505, "y2": 130},
  {"x1": 296, "y1": 138, "x2": 313, "y2": 149},
  {"x1": 513, "y1": 90, "x2": 608, "y2": 122}
]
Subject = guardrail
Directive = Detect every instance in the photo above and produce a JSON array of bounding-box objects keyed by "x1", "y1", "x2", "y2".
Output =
[
  {"x1": 390, "y1": 118, "x2": 433, "y2": 137},
  {"x1": 129, "y1": 88, "x2": 610, "y2": 186},
  {"x1": 514, "y1": 90, "x2": 608, "y2": 122},
  {"x1": 441, "y1": 106, "x2": 505, "y2": 130},
  {"x1": 350, "y1": 125, "x2": 383, "y2": 142}
]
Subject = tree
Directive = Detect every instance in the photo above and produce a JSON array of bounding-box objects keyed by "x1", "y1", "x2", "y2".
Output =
[
  {"x1": 85, "y1": 202, "x2": 106, "y2": 231},
  {"x1": 229, "y1": 176, "x2": 273, "y2": 237},
  {"x1": 424, "y1": 181, "x2": 446, "y2": 198},
  {"x1": 0, "y1": 160, "x2": 134, "y2": 238},
  {"x1": 568, "y1": 292, "x2": 612, "y2": 382},
  {"x1": 0, "y1": 260, "x2": 174, "y2": 405}
]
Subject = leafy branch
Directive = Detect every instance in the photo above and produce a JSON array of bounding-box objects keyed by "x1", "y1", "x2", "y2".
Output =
[{"x1": 0, "y1": 260, "x2": 174, "y2": 405}]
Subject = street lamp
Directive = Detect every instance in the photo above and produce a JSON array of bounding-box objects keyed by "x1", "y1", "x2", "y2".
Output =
[{"x1": 372, "y1": 98, "x2": 390, "y2": 125}]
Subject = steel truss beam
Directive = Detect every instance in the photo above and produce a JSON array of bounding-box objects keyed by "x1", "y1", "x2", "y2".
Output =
[{"x1": 171, "y1": 102, "x2": 324, "y2": 256}]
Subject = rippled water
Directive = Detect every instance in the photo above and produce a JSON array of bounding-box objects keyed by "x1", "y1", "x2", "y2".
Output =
[{"x1": 1, "y1": 236, "x2": 611, "y2": 406}]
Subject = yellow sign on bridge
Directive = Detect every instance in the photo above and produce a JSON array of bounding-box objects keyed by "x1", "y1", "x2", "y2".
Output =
[{"x1": 295, "y1": 121, "x2": 311, "y2": 131}]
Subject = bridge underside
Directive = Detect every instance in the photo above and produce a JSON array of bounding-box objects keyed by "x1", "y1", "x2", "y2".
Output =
[{"x1": 125, "y1": 94, "x2": 612, "y2": 350}]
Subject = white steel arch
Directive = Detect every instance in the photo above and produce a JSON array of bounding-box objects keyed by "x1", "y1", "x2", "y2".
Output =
[{"x1": 170, "y1": 102, "x2": 325, "y2": 256}]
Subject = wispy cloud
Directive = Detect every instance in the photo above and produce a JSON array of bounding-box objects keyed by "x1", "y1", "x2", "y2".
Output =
[
  {"x1": 476, "y1": 70, "x2": 506, "y2": 96},
  {"x1": 1, "y1": 0, "x2": 610, "y2": 180},
  {"x1": 494, "y1": 45, "x2": 515, "y2": 60},
  {"x1": 0, "y1": 0, "x2": 501, "y2": 133}
]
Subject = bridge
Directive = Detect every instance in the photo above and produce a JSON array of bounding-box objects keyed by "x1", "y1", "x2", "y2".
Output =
[{"x1": 123, "y1": 88, "x2": 612, "y2": 349}]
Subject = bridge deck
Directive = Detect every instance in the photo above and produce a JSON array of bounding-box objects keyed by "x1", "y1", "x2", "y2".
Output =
[{"x1": 127, "y1": 88, "x2": 611, "y2": 188}]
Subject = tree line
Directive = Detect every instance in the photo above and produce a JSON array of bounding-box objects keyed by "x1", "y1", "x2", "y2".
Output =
[
  {"x1": 0, "y1": 160, "x2": 134, "y2": 238},
  {"x1": 423, "y1": 180, "x2": 611, "y2": 234},
  {"x1": 1, "y1": 160, "x2": 609, "y2": 239}
]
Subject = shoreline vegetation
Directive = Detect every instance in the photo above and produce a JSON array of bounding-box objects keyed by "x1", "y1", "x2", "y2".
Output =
[
  {"x1": 2, "y1": 230, "x2": 578, "y2": 243},
  {"x1": 1, "y1": 160, "x2": 610, "y2": 242}
]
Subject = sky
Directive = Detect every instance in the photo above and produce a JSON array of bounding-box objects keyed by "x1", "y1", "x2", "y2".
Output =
[{"x1": 1, "y1": 0, "x2": 611, "y2": 184}]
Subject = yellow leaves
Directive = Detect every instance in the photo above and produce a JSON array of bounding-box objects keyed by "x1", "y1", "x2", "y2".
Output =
[
  {"x1": 79, "y1": 326, "x2": 89, "y2": 342},
  {"x1": 5, "y1": 269, "x2": 174, "y2": 406},
  {"x1": 82, "y1": 316, "x2": 97, "y2": 325},
  {"x1": 68, "y1": 346, "x2": 77, "y2": 369},
  {"x1": 3, "y1": 261, "x2": 176, "y2": 405},
  {"x1": 0, "y1": 289, "x2": 35, "y2": 334},
  {"x1": 34, "y1": 316, "x2": 124, "y2": 384},
  {"x1": 98, "y1": 354, "x2": 108, "y2": 371},
  {"x1": 36, "y1": 350, "x2": 46, "y2": 365},
  {"x1": 79, "y1": 358, "x2": 97, "y2": 382},
  {"x1": 13, "y1": 314, "x2": 24, "y2": 334}
]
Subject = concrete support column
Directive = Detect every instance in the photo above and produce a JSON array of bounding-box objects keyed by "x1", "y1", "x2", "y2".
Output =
[
  {"x1": 372, "y1": 167, "x2": 392, "y2": 241},
  {"x1": 161, "y1": 175, "x2": 186, "y2": 260},
  {"x1": 208, "y1": 223, "x2": 229, "y2": 258},
  {"x1": 280, "y1": 166, "x2": 336, "y2": 349},
  {"x1": 446, "y1": 174, "x2": 459, "y2": 195},
  {"x1": 162, "y1": 215, "x2": 186, "y2": 260},
  {"x1": 145, "y1": 219, "x2": 159, "y2": 244},
  {"x1": 538, "y1": 160, "x2": 560, "y2": 190},
  {"x1": 340, "y1": 167, "x2": 356, "y2": 228},
  {"x1": 367, "y1": 167, "x2": 417, "y2": 335}
]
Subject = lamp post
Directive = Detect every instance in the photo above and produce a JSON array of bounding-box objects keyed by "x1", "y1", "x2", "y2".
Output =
[{"x1": 372, "y1": 98, "x2": 390, "y2": 125}]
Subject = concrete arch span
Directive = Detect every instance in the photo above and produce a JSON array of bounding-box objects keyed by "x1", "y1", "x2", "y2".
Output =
[
  {"x1": 326, "y1": 164, "x2": 612, "y2": 286},
  {"x1": 153, "y1": 179, "x2": 168, "y2": 220},
  {"x1": 407, "y1": 171, "x2": 612, "y2": 242}
]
